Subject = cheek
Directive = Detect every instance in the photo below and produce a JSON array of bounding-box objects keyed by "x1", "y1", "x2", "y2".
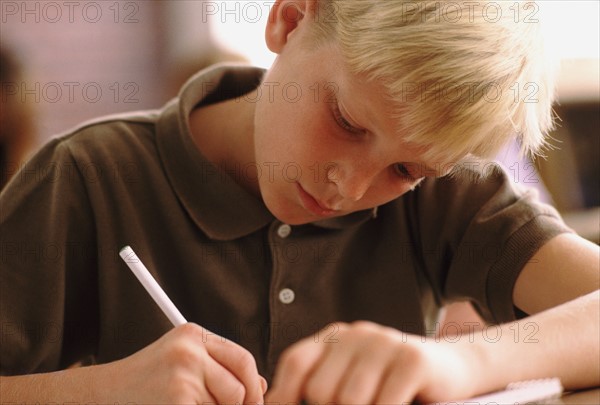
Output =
[
  {"x1": 276, "y1": 108, "x2": 332, "y2": 159},
  {"x1": 254, "y1": 106, "x2": 294, "y2": 161},
  {"x1": 298, "y1": 106, "x2": 346, "y2": 159}
]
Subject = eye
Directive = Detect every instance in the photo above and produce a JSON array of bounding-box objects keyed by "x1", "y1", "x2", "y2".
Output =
[
  {"x1": 332, "y1": 103, "x2": 365, "y2": 135},
  {"x1": 393, "y1": 163, "x2": 417, "y2": 181}
]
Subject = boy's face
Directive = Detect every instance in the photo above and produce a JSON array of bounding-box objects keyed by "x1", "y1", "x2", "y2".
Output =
[{"x1": 252, "y1": 29, "x2": 447, "y2": 225}]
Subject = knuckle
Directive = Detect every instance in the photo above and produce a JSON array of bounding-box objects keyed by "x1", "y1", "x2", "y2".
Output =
[
  {"x1": 176, "y1": 322, "x2": 197, "y2": 334},
  {"x1": 165, "y1": 340, "x2": 202, "y2": 369},
  {"x1": 236, "y1": 347, "x2": 259, "y2": 374},
  {"x1": 350, "y1": 320, "x2": 379, "y2": 331},
  {"x1": 330, "y1": 321, "x2": 350, "y2": 331},
  {"x1": 279, "y1": 346, "x2": 307, "y2": 370},
  {"x1": 176, "y1": 322, "x2": 205, "y2": 340},
  {"x1": 174, "y1": 323, "x2": 210, "y2": 347},
  {"x1": 397, "y1": 341, "x2": 427, "y2": 368}
]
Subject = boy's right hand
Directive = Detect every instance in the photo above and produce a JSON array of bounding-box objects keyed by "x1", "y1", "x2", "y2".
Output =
[{"x1": 97, "y1": 322, "x2": 267, "y2": 404}]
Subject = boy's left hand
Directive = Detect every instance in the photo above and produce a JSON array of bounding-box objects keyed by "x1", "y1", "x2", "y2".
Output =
[{"x1": 265, "y1": 321, "x2": 479, "y2": 404}]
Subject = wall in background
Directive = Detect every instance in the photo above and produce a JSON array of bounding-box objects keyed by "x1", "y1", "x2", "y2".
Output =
[{"x1": 0, "y1": 1, "x2": 216, "y2": 143}]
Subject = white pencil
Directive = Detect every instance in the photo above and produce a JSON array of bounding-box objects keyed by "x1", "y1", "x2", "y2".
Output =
[{"x1": 119, "y1": 245, "x2": 187, "y2": 327}]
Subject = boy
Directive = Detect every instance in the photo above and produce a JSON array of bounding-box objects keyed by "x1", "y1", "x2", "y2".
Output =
[{"x1": 1, "y1": 0, "x2": 598, "y2": 403}]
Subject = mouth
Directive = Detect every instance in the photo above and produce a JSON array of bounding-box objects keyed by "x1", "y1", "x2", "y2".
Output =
[{"x1": 296, "y1": 183, "x2": 339, "y2": 217}]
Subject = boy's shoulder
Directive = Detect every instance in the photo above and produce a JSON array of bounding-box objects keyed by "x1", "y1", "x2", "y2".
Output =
[
  {"x1": 53, "y1": 108, "x2": 162, "y2": 149},
  {"x1": 37, "y1": 105, "x2": 177, "y2": 175}
]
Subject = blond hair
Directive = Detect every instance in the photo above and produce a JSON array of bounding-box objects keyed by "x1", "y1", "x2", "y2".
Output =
[{"x1": 310, "y1": 0, "x2": 556, "y2": 166}]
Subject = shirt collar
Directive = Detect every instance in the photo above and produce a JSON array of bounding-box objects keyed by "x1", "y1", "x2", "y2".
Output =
[{"x1": 156, "y1": 64, "x2": 375, "y2": 240}]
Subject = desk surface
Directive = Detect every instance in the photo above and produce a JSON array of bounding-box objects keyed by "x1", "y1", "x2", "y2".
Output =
[{"x1": 551, "y1": 387, "x2": 600, "y2": 404}]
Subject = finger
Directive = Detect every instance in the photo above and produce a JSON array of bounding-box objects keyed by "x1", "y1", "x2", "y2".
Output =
[
  {"x1": 204, "y1": 336, "x2": 264, "y2": 404},
  {"x1": 203, "y1": 353, "x2": 250, "y2": 404},
  {"x1": 195, "y1": 390, "x2": 217, "y2": 405},
  {"x1": 374, "y1": 362, "x2": 420, "y2": 404},
  {"x1": 302, "y1": 338, "x2": 355, "y2": 402},
  {"x1": 333, "y1": 346, "x2": 391, "y2": 404},
  {"x1": 260, "y1": 376, "x2": 268, "y2": 395},
  {"x1": 265, "y1": 336, "x2": 327, "y2": 402}
]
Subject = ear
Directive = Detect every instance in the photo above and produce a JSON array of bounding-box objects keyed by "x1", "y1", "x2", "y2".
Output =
[{"x1": 265, "y1": 0, "x2": 310, "y2": 54}]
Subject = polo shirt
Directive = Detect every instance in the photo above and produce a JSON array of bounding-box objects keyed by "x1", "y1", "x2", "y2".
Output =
[{"x1": 0, "y1": 65, "x2": 570, "y2": 381}]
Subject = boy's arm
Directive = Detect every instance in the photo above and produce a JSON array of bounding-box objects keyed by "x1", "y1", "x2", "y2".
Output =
[
  {"x1": 481, "y1": 232, "x2": 600, "y2": 391},
  {"x1": 514, "y1": 233, "x2": 600, "y2": 315},
  {"x1": 266, "y1": 234, "x2": 600, "y2": 403},
  {"x1": 474, "y1": 289, "x2": 599, "y2": 393},
  {"x1": 0, "y1": 324, "x2": 267, "y2": 403}
]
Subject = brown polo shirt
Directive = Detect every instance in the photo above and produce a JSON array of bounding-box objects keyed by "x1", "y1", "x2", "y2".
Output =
[{"x1": 0, "y1": 65, "x2": 570, "y2": 381}]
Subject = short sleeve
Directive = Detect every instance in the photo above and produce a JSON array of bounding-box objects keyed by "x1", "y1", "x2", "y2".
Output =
[
  {"x1": 0, "y1": 139, "x2": 99, "y2": 375},
  {"x1": 407, "y1": 164, "x2": 572, "y2": 324}
]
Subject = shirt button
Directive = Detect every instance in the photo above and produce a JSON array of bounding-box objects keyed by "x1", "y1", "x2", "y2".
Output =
[
  {"x1": 278, "y1": 288, "x2": 295, "y2": 304},
  {"x1": 277, "y1": 224, "x2": 292, "y2": 238}
]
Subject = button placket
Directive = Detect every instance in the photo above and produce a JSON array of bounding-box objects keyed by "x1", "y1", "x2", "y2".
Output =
[
  {"x1": 274, "y1": 224, "x2": 295, "y2": 305},
  {"x1": 267, "y1": 221, "x2": 301, "y2": 374}
]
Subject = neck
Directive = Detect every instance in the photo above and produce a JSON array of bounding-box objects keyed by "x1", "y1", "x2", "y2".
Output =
[{"x1": 189, "y1": 89, "x2": 261, "y2": 197}]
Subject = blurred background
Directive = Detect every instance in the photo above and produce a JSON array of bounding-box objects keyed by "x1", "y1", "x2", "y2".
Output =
[{"x1": 1, "y1": 0, "x2": 598, "y2": 241}]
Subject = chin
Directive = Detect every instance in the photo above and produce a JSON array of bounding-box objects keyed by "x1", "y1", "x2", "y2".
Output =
[
  {"x1": 271, "y1": 210, "x2": 313, "y2": 226},
  {"x1": 265, "y1": 201, "x2": 315, "y2": 226},
  {"x1": 273, "y1": 205, "x2": 344, "y2": 225}
]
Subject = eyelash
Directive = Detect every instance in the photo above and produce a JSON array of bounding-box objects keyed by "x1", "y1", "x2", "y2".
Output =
[
  {"x1": 393, "y1": 163, "x2": 415, "y2": 181},
  {"x1": 332, "y1": 103, "x2": 365, "y2": 135}
]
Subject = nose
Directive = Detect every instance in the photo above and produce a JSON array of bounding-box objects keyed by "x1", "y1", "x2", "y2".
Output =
[{"x1": 327, "y1": 162, "x2": 376, "y2": 202}]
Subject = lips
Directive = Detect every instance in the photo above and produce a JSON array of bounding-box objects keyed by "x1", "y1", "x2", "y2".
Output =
[{"x1": 296, "y1": 183, "x2": 338, "y2": 217}]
